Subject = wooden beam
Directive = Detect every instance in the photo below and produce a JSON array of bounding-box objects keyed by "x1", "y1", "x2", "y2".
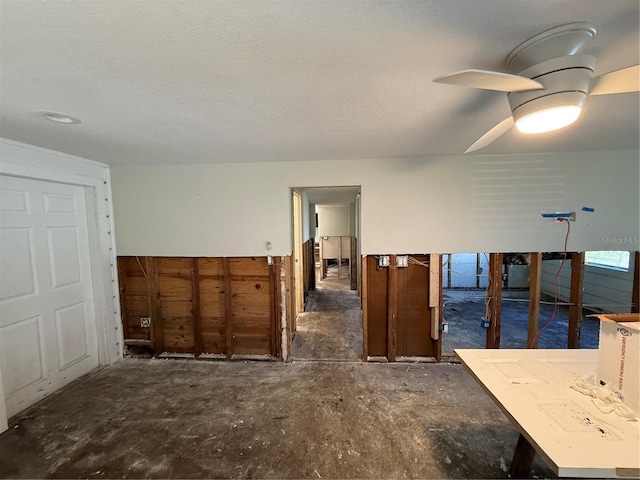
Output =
[
  {"x1": 288, "y1": 255, "x2": 296, "y2": 334},
  {"x1": 527, "y1": 253, "x2": 542, "y2": 349},
  {"x1": 361, "y1": 255, "x2": 369, "y2": 361},
  {"x1": 145, "y1": 256, "x2": 163, "y2": 355},
  {"x1": 568, "y1": 252, "x2": 585, "y2": 349},
  {"x1": 351, "y1": 236, "x2": 357, "y2": 291},
  {"x1": 272, "y1": 256, "x2": 282, "y2": 358},
  {"x1": 486, "y1": 253, "x2": 503, "y2": 349},
  {"x1": 632, "y1": 251, "x2": 640, "y2": 314},
  {"x1": 387, "y1": 255, "x2": 398, "y2": 362},
  {"x1": 191, "y1": 258, "x2": 202, "y2": 357},
  {"x1": 429, "y1": 254, "x2": 440, "y2": 341},
  {"x1": 337, "y1": 236, "x2": 342, "y2": 280},
  {"x1": 223, "y1": 257, "x2": 233, "y2": 359},
  {"x1": 117, "y1": 257, "x2": 129, "y2": 340}
]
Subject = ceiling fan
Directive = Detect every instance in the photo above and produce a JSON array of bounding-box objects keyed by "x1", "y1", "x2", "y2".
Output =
[{"x1": 433, "y1": 22, "x2": 640, "y2": 153}]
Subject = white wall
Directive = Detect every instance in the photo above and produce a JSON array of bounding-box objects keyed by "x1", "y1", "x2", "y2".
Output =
[
  {"x1": 542, "y1": 258, "x2": 636, "y2": 313},
  {"x1": 111, "y1": 150, "x2": 640, "y2": 257},
  {"x1": 317, "y1": 204, "x2": 352, "y2": 237}
]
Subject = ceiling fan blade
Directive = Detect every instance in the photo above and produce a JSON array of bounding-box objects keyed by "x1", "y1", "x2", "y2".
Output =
[
  {"x1": 433, "y1": 69, "x2": 544, "y2": 92},
  {"x1": 590, "y1": 65, "x2": 640, "y2": 95},
  {"x1": 465, "y1": 117, "x2": 515, "y2": 153}
]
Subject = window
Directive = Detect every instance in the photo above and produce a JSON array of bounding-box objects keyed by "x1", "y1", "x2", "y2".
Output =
[{"x1": 584, "y1": 251, "x2": 630, "y2": 271}]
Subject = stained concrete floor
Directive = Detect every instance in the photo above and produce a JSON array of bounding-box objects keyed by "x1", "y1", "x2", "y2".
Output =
[
  {"x1": 291, "y1": 264, "x2": 363, "y2": 361},
  {"x1": 0, "y1": 359, "x2": 557, "y2": 479},
  {"x1": 0, "y1": 265, "x2": 558, "y2": 479}
]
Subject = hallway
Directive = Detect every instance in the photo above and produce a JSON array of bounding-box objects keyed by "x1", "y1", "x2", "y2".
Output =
[{"x1": 291, "y1": 263, "x2": 363, "y2": 361}]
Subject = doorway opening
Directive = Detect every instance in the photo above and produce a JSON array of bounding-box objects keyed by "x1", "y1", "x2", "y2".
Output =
[{"x1": 289, "y1": 187, "x2": 362, "y2": 361}]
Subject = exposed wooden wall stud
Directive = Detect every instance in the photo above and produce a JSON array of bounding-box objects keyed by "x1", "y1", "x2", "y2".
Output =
[
  {"x1": 361, "y1": 255, "x2": 369, "y2": 360},
  {"x1": 527, "y1": 253, "x2": 542, "y2": 349},
  {"x1": 387, "y1": 255, "x2": 398, "y2": 362},
  {"x1": 191, "y1": 258, "x2": 202, "y2": 357},
  {"x1": 223, "y1": 257, "x2": 233, "y2": 359},
  {"x1": 486, "y1": 253, "x2": 503, "y2": 349},
  {"x1": 145, "y1": 256, "x2": 163, "y2": 355},
  {"x1": 568, "y1": 252, "x2": 585, "y2": 349}
]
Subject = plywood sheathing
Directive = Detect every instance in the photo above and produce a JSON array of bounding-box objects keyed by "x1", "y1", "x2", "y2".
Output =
[
  {"x1": 363, "y1": 254, "x2": 439, "y2": 361},
  {"x1": 117, "y1": 256, "x2": 282, "y2": 359}
]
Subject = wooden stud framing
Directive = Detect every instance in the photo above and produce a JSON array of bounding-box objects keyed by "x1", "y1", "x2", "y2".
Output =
[
  {"x1": 568, "y1": 252, "x2": 585, "y2": 349},
  {"x1": 117, "y1": 257, "x2": 130, "y2": 340},
  {"x1": 223, "y1": 257, "x2": 233, "y2": 359},
  {"x1": 429, "y1": 254, "x2": 441, "y2": 341},
  {"x1": 486, "y1": 253, "x2": 503, "y2": 349},
  {"x1": 271, "y1": 257, "x2": 282, "y2": 358},
  {"x1": 191, "y1": 258, "x2": 203, "y2": 357},
  {"x1": 361, "y1": 256, "x2": 369, "y2": 360},
  {"x1": 632, "y1": 251, "x2": 640, "y2": 314},
  {"x1": 527, "y1": 253, "x2": 542, "y2": 349},
  {"x1": 145, "y1": 256, "x2": 163, "y2": 355},
  {"x1": 287, "y1": 255, "x2": 295, "y2": 335},
  {"x1": 350, "y1": 237, "x2": 357, "y2": 291},
  {"x1": 387, "y1": 255, "x2": 398, "y2": 362},
  {"x1": 337, "y1": 237, "x2": 342, "y2": 280}
]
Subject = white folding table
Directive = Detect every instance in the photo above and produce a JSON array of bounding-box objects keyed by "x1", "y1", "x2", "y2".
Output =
[{"x1": 456, "y1": 349, "x2": 640, "y2": 478}]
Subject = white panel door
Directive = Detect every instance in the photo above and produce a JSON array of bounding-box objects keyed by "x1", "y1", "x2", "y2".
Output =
[{"x1": 0, "y1": 175, "x2": 98, "y2": 417}]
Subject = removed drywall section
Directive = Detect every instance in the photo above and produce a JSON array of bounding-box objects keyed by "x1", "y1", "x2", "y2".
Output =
[
  {"x1": 363, "y1": 254, "x2": 439, "y2": 360},
  {"x1": 118, "y1": 256, "x2": 286, "y2": 358},
  {"x1": 541, "y1": 259, "x2": 636, "y2": 313},
  {"x1": 110, "y1": 150, "x2": 639, "y2": 257}
]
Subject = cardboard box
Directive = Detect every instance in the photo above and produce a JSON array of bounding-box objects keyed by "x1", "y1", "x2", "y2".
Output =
[{"x1": 596, "y1": 313, "x2": 640, "y2": 415}]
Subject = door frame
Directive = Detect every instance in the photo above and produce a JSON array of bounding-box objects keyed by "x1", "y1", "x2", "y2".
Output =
[
  {"x1": 0, "y1": 139, "x2": 121, "y2": 433},
  {"x1": 292, "y1": 191, "x2": 304, "y2": 321}
]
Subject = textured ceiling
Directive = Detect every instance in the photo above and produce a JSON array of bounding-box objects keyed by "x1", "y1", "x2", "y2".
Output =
[{"x1": 0, "y1": 0, "x2": 638, "y2": 165}]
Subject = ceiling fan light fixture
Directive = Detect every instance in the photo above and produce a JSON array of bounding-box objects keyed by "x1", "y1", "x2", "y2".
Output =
[
  {"x1": 512, "y1": 91, "x2": 586, "y2": 135},
  {"x1": 515, "y1": 105, "x2": 582, "y2": 134}
]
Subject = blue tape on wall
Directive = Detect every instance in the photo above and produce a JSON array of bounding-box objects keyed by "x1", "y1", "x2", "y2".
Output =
[
  {"x1": 582, "y1": 206, "x2": 595, "y2": 213},
  {"x1": 541, "y1": 212, "x2": 572, "y2": 218}
]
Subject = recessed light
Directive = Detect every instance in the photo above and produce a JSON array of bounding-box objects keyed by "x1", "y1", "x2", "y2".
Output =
[{"x1": 34, "y1": 111, "x2": 81, "y2": 125}]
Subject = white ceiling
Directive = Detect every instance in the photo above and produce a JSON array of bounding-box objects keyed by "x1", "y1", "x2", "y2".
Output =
[{"x1": 0, "y1": 0, "x2": 638, "y2": 165}]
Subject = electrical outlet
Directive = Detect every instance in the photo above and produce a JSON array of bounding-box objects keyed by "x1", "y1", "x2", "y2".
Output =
[
  {"x1": 140, "y1": 317, "x2": 151, "y2": 328},
  {"x1": 397, "y1": 255, "x2": 408, "y2": 268},
  {"x1": 378, "y1": 255, "x2": 390, "y2": 268},
  {"x1": 481, "y1": 319, "x2": 490, "y2": 329}
]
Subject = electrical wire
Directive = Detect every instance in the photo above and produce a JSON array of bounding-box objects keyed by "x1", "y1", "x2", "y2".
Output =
[{"x1": 532, "y1": 218, "x2": 571, "y2": 345}]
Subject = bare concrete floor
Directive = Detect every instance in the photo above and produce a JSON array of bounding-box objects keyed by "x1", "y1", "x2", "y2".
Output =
[
  {"x1": 0, "y1": 359, "x2": 557, "y2": 479},
  {"x1": 0, "y1": 263, "x2": 558, "y2": 479},
  {"x1": 292, "y1": 264, "x2": 363, "y2": 361}
]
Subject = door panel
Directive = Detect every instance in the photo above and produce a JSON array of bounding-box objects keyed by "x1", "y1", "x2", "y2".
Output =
[{"x1": 0, "y1": 176, "x2": 98, "y2": 417}]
